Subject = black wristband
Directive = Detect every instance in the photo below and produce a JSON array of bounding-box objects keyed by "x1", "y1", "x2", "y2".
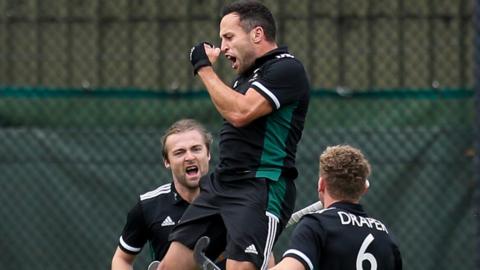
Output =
[{"x1": 189, "y1": 42, "x2": 212, "y2": 75}]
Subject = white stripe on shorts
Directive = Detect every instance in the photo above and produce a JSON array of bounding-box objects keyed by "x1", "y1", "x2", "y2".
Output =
[{"x1": 261, "y1": 212, "x2": 279, "y2": 270}]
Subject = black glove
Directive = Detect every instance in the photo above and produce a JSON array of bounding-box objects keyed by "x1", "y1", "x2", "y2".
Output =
[{"x1": 189, "y1": 42, "x2": 212, "y2": 75}]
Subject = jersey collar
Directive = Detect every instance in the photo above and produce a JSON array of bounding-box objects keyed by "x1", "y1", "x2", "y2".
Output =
[
  {"x1": 170, "y1": 182, "x2": 189, "y2": 206},
  {"x1": 254, "y1": 46, "x2": 289, "y2": 67},
  {"x1": 330, "y1": 201, "x2": 366, "y2": 215},
  {"x1": 241, "y1": 46, "x2": 289, "y2": 76}
]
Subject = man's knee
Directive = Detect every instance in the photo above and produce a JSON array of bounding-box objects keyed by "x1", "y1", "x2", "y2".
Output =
[
  {"x1": 226, "y1": 259, "x2": 258, "y2": 270},
  {"x1": 158, "y1": 241, "x2": 196, "y2": 270},
  {"x1": 158, "y1": 260, "x2": 179, "y2": 270},
  {"x1": 157, "y1": 259, "x2": 174, "y2": 270}
]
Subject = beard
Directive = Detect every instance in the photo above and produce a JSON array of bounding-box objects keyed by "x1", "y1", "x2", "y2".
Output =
[{"x1": 236, "y1": 49, "x2": 256, "y2": 75}]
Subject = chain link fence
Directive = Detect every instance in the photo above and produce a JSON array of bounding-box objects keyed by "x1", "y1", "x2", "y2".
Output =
[{"x1": 0, "y1": 1, "x2": 476, "y2": 270}]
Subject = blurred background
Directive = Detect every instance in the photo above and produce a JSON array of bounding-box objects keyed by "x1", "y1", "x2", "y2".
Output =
[{"x1": 0, "y1": 0, "x2": 477, "y2": 269}]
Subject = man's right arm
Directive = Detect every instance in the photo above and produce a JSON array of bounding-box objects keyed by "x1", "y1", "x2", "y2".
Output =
[
  {"x1": 112, "y1": 201, "x2": 148, "y2": 270},
  {"x1": 197, "y1": 67, "x2": 272, "y2": 127},
  {"x1": 111, "y1": 247, "x2": 136, "y2": 270},
  {"x1": 190, "y1": 43, "x2": 273, "y2": 127}
]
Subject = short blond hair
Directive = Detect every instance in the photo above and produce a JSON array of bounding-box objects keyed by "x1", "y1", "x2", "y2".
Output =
[
  {"x1": 161, "y1": 119, "x2": 213, "y2": 161},
  {"x1": 319, "y1": 145, "x2": 371, "y2": 201}
]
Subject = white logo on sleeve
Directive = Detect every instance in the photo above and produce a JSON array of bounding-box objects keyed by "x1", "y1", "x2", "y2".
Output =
[
  {"x1": 244, "y1": 244, "x2": 258, "y2": 255},
  {"x1": 161, "y1": 216, "x2": 175, "y2": 226}
]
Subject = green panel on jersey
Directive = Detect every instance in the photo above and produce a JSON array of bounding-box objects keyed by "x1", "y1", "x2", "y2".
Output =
[
  {"x1": 267, "y1": 177, "x2": 288, "y2": 218},
  {"x1": 255, "y1": 103, "x2": 296, "y2": 181}
]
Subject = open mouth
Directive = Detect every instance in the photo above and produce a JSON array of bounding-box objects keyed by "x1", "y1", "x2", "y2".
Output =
[
  {"x1": 225, "y1": 55, "x2": 237, "y2": 69},
  {"x1": 186, "y1": 165, "x2": 199, "y2": 176}
]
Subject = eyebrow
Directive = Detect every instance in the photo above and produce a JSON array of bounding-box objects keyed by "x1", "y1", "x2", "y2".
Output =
[{"x1": 220, "y1": 31, "x2": 233, "y2": 38}]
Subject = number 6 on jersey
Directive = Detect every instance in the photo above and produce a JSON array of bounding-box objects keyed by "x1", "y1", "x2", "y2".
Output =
[{"x1": 356, "y1": 234, "x2": 377, "y2": 270}]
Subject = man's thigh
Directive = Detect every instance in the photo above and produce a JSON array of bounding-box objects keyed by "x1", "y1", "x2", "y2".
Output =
[{"x1": 219, "y1": 177, "x2": 296, "y2": 270}]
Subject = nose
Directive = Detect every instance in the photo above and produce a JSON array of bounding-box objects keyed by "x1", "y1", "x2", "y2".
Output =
[
  {"x1": 221, "y1": 40, "x2": 228, "y2": 53},
  {"x1": 184, "y1": 150, "x2": 195, "y2": 161}
]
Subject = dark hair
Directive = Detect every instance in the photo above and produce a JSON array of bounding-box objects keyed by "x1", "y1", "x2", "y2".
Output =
[
  {"x1": 161, "y1": 119, "x2": 213, "y2": 160},
  {"x1": 221, "y1": 0, "x2": 276, "y2": 42}
]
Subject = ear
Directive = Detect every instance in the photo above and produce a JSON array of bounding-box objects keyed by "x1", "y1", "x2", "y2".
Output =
[
  {"x1": 251, "y1": 26, "x2": 264, "y2": 43},
  {"x1": 207, "y1": 151, "x2": 211, "y2": 161},
  {"x1": 318, "y1": 176, "x2": 326, "y2": 193},
  {"x1": 164, "y1": 159, "x2": 170, "y2": 169},
  {"x1": 363, "y1": 179, "x2": 370, "y2": 194}
]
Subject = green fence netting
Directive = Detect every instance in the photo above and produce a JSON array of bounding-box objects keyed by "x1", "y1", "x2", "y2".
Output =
[
  {"x1": 0, "y1": 0, "x2": 477, "y2": 270},
  {"x1": 0, "y1": 88, "x2": 474, "y2": 270}
]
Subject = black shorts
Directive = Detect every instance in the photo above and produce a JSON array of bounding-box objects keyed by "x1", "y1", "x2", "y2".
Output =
[{"x1": 169, "y1": 172, "x2": 296, "y2": 270}]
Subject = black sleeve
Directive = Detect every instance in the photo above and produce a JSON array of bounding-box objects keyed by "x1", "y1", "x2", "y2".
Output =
[
  {"x1": 393, "y1": 242, "x2": 403, "y2": 270},
  {"x1": 282, "y1": 215, "x2": 325, "y2": 270},
  {"x1": 250, "y1": 58, "x2": 308, "y2": 111},
  {"x1": 118, "y1": 201, "x2": 148, "y2": 254}
]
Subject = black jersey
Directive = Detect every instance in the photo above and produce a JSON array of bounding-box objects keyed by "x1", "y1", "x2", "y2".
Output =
[
  {"x1": 118, "y1": 182, "x2": 189, "y2": 260},
  {"x1": 283, "y1": 202, "x2": 402, "y2": 270},
  {"x1": 217, "y1": 46, "x2": 310, "y2": 181}
]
